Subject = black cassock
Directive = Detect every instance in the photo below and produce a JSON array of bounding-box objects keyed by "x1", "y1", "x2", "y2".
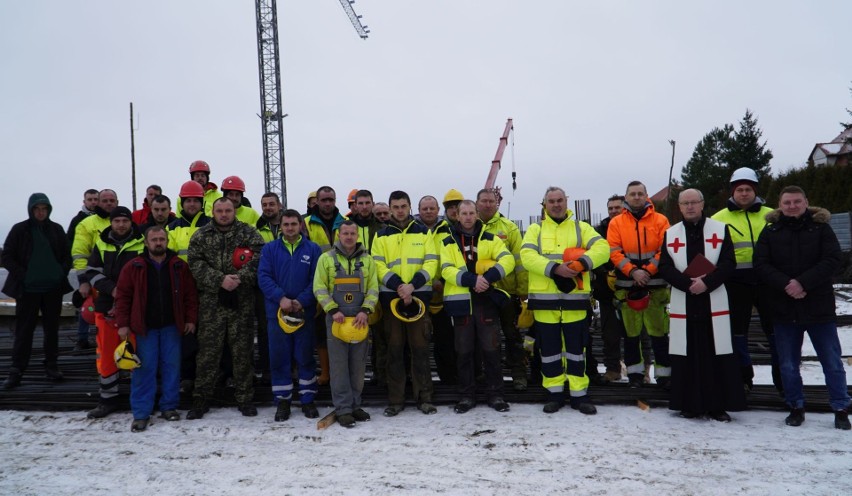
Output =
[{"x1": 658, "y1": 217, "x2": 746, "y2": 414}]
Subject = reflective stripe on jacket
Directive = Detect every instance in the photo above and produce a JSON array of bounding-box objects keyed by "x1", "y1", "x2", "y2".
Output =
[
  {"x1": 607, "y1": 203, "x2": 669, "y2": 288},
  {"x1": 371, "y1": 217, "x2": 438, "y2": 306}
]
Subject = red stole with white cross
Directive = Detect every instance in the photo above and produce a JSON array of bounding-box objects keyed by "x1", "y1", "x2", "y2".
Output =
[{"x1": 665, "y1": 218, "x2": 732, "y2": 357}]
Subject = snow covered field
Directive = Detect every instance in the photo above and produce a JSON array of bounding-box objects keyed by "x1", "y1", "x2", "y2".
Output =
[{"x1": 2, "y1": 299, "x2": 851, "y2": 494}]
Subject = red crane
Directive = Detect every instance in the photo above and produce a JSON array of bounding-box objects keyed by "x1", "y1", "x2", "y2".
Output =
[{"x1": 484, "y1": 118, "x2": 516, "y2": 204}]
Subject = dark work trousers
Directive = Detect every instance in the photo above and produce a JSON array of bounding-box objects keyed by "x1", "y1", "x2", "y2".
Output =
[
  {"x1": 253, "y1": 287, "x2": 270, "y2": 378},
  {"x1": 498, "y1": 297, "x2": 527, "y2": 380},
  {"x1": 181, "y1": 333, "x2": 199, "y2": 381},
  {"x1": 370, "y1": 320, "x2": 388, "y2": 386},
  {"x1": 11, "y1": 290, "x2": 63, "y2": 372},
  {"x1": 384, "y1": 311, "x2": 433, "y2": 406},
  {"x1": 599, "y1": 300, "x2": 626, "y2": 373},
  {"x1": 727, "y1": 281, "x2": 781, "y2": 389},
  {"x1": 431, "y1": 308, "x2": 457, "y2": 385},
  {"x1": 454, "y1": 301, "x2": 504, "y2": 401}
]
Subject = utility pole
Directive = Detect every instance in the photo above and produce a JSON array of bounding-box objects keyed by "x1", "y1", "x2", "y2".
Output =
[
  {"x1": 130, "y1": 102, "x2": 137, "y2": 210},
  {"x1": 666, "y1": 140, "x2": 676, "y2": 218}
]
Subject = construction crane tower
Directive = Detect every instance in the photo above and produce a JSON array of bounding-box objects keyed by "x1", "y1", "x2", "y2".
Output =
[{"x1": 254, "y1": 0, "x2": 369, "y2": 207}]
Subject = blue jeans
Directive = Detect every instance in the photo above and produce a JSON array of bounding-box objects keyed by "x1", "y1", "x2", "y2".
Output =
[
  {"x1": 131, "y1": 325, "x2": 181, "y2": 420},
  {"x1": 77, "y1": 313, "x2": 91, "y2": 342},
  {"x1": 774, "y1": 322, "x2": 850, "y2": 412},
  {"x1": 267, "y1": 318, "x2": 317, "y2": 404}
]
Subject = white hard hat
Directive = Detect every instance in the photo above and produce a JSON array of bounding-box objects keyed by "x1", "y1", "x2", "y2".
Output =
[{"x1": 730, "y1": 167, "x2": 759, "y2": 185}]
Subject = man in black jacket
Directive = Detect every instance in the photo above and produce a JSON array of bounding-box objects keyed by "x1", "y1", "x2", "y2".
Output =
[
  {"x1": 2, "y1": 193, "x2": 73, "y2": 389},
  {"x1": 754, "y1": 185, "x2": 850, "y2": 430}
]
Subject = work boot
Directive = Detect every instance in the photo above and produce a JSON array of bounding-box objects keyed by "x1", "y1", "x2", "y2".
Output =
[
  {"x1": 87, "y1": 402, "x2": 120, "y2": 419},
  {"x1": 45, "y1": 365, "x2": 64, "y2": 381},
  {"x1": 275, "y1": 401, "x2": 291, "y2": 422},
  {"x1": 454, "y1": 398, "x2": 476, "y2": 414},
  {"x1": 679, "y1": 411, "x2": 701, "y2": 419},
  {"x1": 571, "y1": 398, "x2": 597, "y2": 415},
  {"x1": 383, "y1": 404, "x2": 404, "y2": 417},
  {"x1": 512, "y1": 376, "x2": 528, "y2": 391},
  {"x1": 317, "y1": 348, "x2": 330, "y2": 386},
  {"x1": 785, "y1": 408, "x2": 805, "y2": 427},
  {"x1": 352, "y1": 408, "x2": 371, "y2": 422},
  {"x1": 2, "y1": 369, "x2": 22, "y2": 390},
  {"x1": 302, "y1": 402, "x2": 319, "y2": 419},
  {"x1": 418, "y1": 402, "x2": 437, "y2": 415},
  {"x1": 186, "y1": 398, "x2": 209, "y2": 420},
  {"x1": 238, "y1": 403, "x2": 258, "y2": 417},
  {"x1": 131, "y1": 418, "x2": 149, "y2": 432},
  {"x1": 159, "y1": 410, "x2": 181, "y2": 421},
  {"x1": 488, "y1": 397, "x2": 510, "y2": 413},
  {"x1": 543, "y1": 401, "x2": 563, "y2": 414},
  {"x1": 835, "y1": 410, "x2": 851, "y2": 430},
  {"x1": 709, "y1": 411, "x2": 731, "y2": 423},
  {"x1": 337, "y1": 414, "x2": 356, "y2": 428}
]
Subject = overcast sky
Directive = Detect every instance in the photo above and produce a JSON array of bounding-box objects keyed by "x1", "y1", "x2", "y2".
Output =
[{"x1": 1, "y1": 0, "x2": 850, "y2": 237}]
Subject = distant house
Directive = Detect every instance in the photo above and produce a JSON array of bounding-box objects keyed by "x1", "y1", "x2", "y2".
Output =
[
  {"x1": 808, "y1": 126, "x2": 852, "y2": 167},
  {"x1": 649, "y1": 183, "x2": 681, "y2": 204}
]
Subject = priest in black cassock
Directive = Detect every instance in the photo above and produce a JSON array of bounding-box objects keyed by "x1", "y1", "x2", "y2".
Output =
[{"x1": 658, "y1": 188, "x2": 746, "y2": 421}]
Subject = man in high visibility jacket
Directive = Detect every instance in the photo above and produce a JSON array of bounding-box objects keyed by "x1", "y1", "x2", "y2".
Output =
[
  {"x1": 313, "y1": 220, "x2": 379, "y2": 427},
  {"x1": 72, "y1": 189, "x2": 117, "y2": 276},
  {"x1": 372, "y1": 190, "x2": 439, "y2": 417},
  {"x1": 82, "y1": 206, "x2": 146, "y2": 419},
  {"x1": 67, "y1": 188, "x2": 99, "y2": 350},
  {"x1": 521, "y1": 187, "x2": 609, "y2": 415},
  {"x1": 442, "y1": 200, "x2": 515, "y2": 413},
  {"x1": 476, "y1": 188, "x2": 529, "y2": 390},
  {"x1": 711, "y1": 167, "x2": 781, "y2": 393},
  {"x1": 176, "y1": 160, "x2": 222, "y2": 217},
  {"x1": 607, "y1": 180, "x2": 671, "y2": 389},
  {"x1": 305, "y1": 185, "x2": 347, "y2": 385},
  {"x1": 222, "y1": 176, "x2": 260, "y2": 226}
]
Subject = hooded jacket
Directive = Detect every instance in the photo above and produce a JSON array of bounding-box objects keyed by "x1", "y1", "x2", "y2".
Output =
[
  {"x1": 1, "y1": 193, "x2": 72, "y2": 298},
  {"x1": 754, "y1": 207, "x2": 841, "y2": 325}
]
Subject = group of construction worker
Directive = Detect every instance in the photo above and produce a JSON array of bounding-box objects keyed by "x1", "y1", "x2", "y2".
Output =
[{"x1": 2, "y1": 161, "x2": 849, "y2": 431}]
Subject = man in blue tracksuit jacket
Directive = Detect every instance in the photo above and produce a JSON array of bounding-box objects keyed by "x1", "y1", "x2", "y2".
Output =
[{"x1": 258, "y1": 209, "x2": 323, "y2": 421}]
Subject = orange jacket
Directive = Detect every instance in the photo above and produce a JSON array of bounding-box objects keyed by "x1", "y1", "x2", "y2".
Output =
[{"x1": 607, "y1": 203, "x2": 670, "y2": 288}]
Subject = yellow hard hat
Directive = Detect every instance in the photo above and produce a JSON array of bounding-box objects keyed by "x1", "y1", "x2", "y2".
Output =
[
  {"x1": 307, "y1": 191, "x2": 318, "y2": 200},
  {"x1": 443, "y1": 189, "x2": 464, "y2": 205},
  {"x1": 367, "y1": 304, "x2": 382, "y2": 326},
  {"x1": 277, "y1": 309, "x2": 305, "y2": 333},
  {"x1": 114, "y1": 340, "x2": 141, "y2": 370},
  {"x1": 390, "y1": 297, "x2": 426, "y2": 322},
  {"x1": 475, "y1": 259, "x2": 497, "y2": 275},
  {"x1": 332, "y1": 316, "x2": 369, "y2": 343},
  {"x1": 517, "y1": 300, "x2": 534, "y2": 329}
]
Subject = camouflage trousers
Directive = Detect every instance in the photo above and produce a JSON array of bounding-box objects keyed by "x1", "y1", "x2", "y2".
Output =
[{"x1": 193, "y1": 293, "x2": 256, "y2": 404}]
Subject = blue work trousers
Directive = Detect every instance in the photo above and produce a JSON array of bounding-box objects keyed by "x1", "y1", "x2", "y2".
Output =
[
  {"x1": 131, "y1": 325, "x2": 181, "y2": 420},
  {"x1": 267, "y1": 318, "x2": 317, "y2": 404}
]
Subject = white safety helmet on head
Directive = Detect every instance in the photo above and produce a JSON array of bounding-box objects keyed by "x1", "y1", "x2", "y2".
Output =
[{"x1": 729, "y1": 167, "x2": 759, "y2": 185}]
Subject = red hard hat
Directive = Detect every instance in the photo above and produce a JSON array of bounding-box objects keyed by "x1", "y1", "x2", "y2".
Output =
[
  {"x1": 232, "y1": 247, "x2": 255, "y2": 269},
  {"x1": 221, "y1": 176, "x2": 246, "y2": 193},
  {"x1": 189, "y1": 160, "x2": 211, "y2": 175},
  {"x1": 81, "y1": 295, "x2": 96, "y2": 325},
  {"x1": 179, "y1": 180, "x2": 205, "y2": 199},
  {"x1": 626, "y1": 288, "x2": 650, "y2": 311}
]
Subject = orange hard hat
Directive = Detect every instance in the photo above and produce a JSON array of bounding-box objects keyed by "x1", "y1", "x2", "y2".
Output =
[
  {"x1": 347, "y1": 189, "x2": 359, "y2": 204},
  {"x1": 562, "y1": 247, "x2": 587, "y2": 263},
  {"x1": 179, "y1": 180, "x2": 204, "y2": 199},
  {"x1": 81, "y1": 295, "x2": 96, "y2": 325}
]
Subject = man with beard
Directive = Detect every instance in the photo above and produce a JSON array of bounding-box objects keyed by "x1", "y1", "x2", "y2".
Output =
[
  {"x1": 72, "y1": 189, "x2": 118, "y2": 280},
  {"x1": 132, "y1": 185, "x2": 162, "y2": 226},
  {"x1": 221, "y1": 176, "x2": 260, "y2": 226},
  {"x1": 82, "y1": 206, "x2": 146, "y2": 419},
  {"x1": 658, "y1": 188, "x2": 745, "y2": 422},
  {"x1": 2, "y1": 193, "x2": 73, "y2": 389},
  {"x1": 186, "y1": 198, "x2": 265, "y2": 419},
  {"x1": 67, "y1": 188, "x2": 99, "y2": 350},
  {"x1": 176, "y1": 160, "x2": 222, "y2": 217},
  {"x1": 114, "y1": 226, "x2": 198, "y2": 431},
  {"x1": 441, "y1": 200, "x2": 514, "y2": 413}
]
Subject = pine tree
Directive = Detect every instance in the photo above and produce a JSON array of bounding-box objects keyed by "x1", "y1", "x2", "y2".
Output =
[
  {"x1": 726, "y1": 109, "x2": 773, "y2": 179},
  {"x1": 680, "y1": 125, "x2": 734, "y2": 210}
]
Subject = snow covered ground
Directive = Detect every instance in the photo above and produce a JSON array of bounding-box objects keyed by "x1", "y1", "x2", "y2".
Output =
[{"x1": 2, "y1": 300, "x2": 851, "y2": 494}]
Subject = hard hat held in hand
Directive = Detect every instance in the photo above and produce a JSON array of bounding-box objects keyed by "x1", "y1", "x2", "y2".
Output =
[
  {"x1": 114, "y1": 339, "x2": 141, "y2": 370},
  {"x1": 277, "y1": 309, "x2": 305, "y2": 334},
  {"x1": 332, "y1": 316, "x2": 369, "y2": 343},
  {"x1": 475, "y1": 259, "x2": 497, "y2": 275},
  {"x1": 390, "y1": 297, "x2": 426, "y2": 322},
  {"x1": 232, "y1": 247, "x2": 255, "y2": 270},
  {"x1": 626, "y1": 287, "x2": 650, "y2": 311}
]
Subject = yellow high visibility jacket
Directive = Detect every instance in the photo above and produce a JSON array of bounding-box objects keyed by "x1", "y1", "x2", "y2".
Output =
[
  {"x1": 306, "y1": 211, "x2": 346, "y2": 253},
  {"x1": 235, "y1": 205, "x2": 261, "y2": 227},
  {"x1": 711, "y1": 199, "x2": 773, "y2": 271},
  {"x1": 167, "y1": 212, "x2": 210, "y2": 261},
  {"x1": 71, "y1": 214, "x2": 110, "y2": 273},
  {"x1": 371, "y1": 217, "x2": 438, "y2": 306},
  {"x1": 481, "y1": 212, "x2": 528, "y2": 296},
  {"x1": 440, "y1": 222, "x2": 514, "y2": 317},
  {"x1": 521, "y1": 211, "x2": 610, "y2": 324},
  {"x1": 313, "y1": 242, "x2": 379, "y2": 315}
]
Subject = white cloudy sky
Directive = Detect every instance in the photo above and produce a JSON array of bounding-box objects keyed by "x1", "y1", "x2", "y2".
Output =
[{"x1": 1, "y1": 0, "x2": 850, "y2": 237}]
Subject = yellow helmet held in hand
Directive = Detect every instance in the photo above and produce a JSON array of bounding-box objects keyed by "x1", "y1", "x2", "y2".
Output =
[
  {"x1": 475, "y1": 259, "x2": 497, "y2": 275},
  {"x1": 390, "y1": 297, "x2": 426, "y2": 323},
  {"x1": 517, "y1": 300, "x2": 534, "y2": 329},
  {"x1": 114, "y1": 340, "x2": 141, "y2": 370},
  {"x1": 332, "y1": 316, "x2": 369, "y2": 343},
  {"x1": 277, "y1": 309, "x2": 306, "y2": 333}
]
